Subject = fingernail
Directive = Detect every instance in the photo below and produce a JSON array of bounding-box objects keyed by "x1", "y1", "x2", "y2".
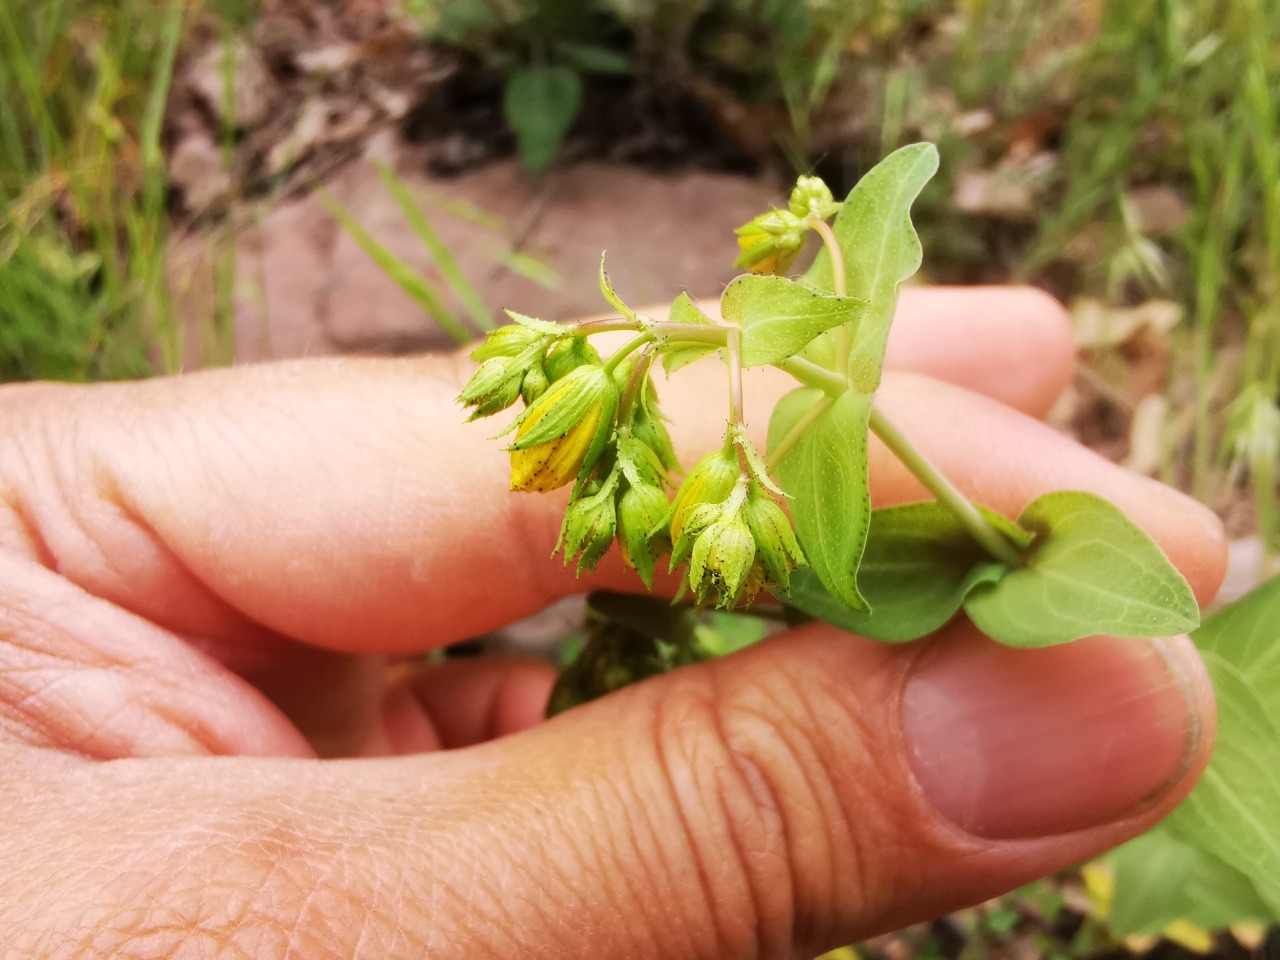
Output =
[{"x1": 902, "y1": 632, "x2": 1203, "y2": 839}]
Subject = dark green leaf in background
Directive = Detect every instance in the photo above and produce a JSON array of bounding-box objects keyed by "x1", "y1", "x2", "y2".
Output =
[
  {"x1": 1107, "y1": 830, "x2": 1272, "y2": 935},
  {"x1": 556, "y1": 40, "x2": 631, "y2": 75},
  {"x1": 504, "y1": 65, "x2": 582, "y2": 172},
  {"x1": 1105, "y1": 576, "x2": 1280, "y2": 933}
]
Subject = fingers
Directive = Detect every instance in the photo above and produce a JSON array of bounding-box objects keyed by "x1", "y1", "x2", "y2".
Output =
[
  {"x1": 0, "y1": 552, "x2": 313, "y2": 759},
  {"x1": 4, "y1": 623, "x2": 1214, "y2": 958},
  {"x1": 883, "y1": 286, "x2": 1074, "y2": 418},
  {"x1": 0, "y1": 338, "x2": 1220, "y2": 657},
  {"x1": 383, "y1": 656, "x2": 555, "y2": 753}
]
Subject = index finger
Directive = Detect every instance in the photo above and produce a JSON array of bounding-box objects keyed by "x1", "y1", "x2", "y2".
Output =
[{"x1": 0, "y1": 289, "x2": 1223, "y2": 655}]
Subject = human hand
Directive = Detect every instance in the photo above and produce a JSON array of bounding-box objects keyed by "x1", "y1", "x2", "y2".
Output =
[{"x1": 0, "y1": 287, "x2": 1224, "y2": 959}]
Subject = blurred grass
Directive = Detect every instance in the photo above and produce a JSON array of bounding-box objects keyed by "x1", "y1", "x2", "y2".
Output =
[
  {"x1": 768, "y1": 0, "x2": 1278, "y2": 549},
  {"x1": 0, "y1": 0, "x2": 241, "y2": 382}
]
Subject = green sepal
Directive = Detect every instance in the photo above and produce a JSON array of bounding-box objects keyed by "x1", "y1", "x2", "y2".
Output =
[
  {"x1": 617, "y1": 481, "x2": 672, "y2": 589},
  {"x1": 502, "y1": 309, "x2": 566, "y2": 337},
  {"x1": 505, "y1": 364, "x2": 614, "y2": 449},
  {"x1": 743, "y1": 484, "x2": 805, "y2": 592},
  {"x1": 729, "y1": 423, "x2": 787, "y2": 498},
  {"x1": 629, "y1": 373, "x2": 681, "y2": 475},
  {"x1": 556, "y1": 471, "x2": 619, "y2": 575},
  {"x1": 598, "y1": 252, "x2": 639, "y2": 324},
  {"x1": 543, "y1": 337, "x2": 602, "y2": 382}
]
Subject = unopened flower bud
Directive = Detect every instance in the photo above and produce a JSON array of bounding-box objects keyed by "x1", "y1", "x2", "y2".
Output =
[
  {"x1": 788, "y1": 175, "x2": 836, "y2": 219},
  {"x1": 617, "y1": 480, "x2": 671, "y2": 589},
  {"x1": 666, "y1": 448, "x2": 740, "y2": 551},
  {"x1": 689, "y1": 512, "x2": 757, "y2": 608},
  {"x1": 520, "y1": 359, "x2": 550, "y2": 404},
  {"x1": 508, "y1": 364, "x2": 618, "y2": 492},
  {"x1": 734, "y1": 210, "x2": 806, "y2": 276},
  {"x1": 557, "y1": 475, "x2": 619, "y2": 574},
  {"x1": 458, "y1": 353, "x2": 532, "y2": 419},
  {"x1": 743, "y1": 484, "x2": 805, "y2": 592},
  {"x1": 471, "y1": 322, "x2": 547, "y2": 362},
  {"x1": 628, "y1": 375, "x2": 681, "y2": 477},
  {"x1": 544, "y1": 337, "x2": 602, "y2": 383}
]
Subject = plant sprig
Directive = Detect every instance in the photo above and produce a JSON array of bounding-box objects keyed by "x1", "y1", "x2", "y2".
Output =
[{"x1": 459, "y1": 144, "x2": 1199, "y2": 650}]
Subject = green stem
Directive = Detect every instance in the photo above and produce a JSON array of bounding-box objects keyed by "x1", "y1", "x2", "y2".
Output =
[
  {"x1": 811, "y1": 216, "x2": 850, "y2": 377},
  {"x1": 726, "y1": 326, "x2": 749, "y2": 472},
  {"x1": 617, "y1": 346, "x2": 655, "y2": 424},
  {"x1": 868, "y1": 405, "x2": 1026, "y2": 568},
  {"x1": 727, "y1": 327, "x2": 744, "y2": 427},
  {"x1": 774, "y1": 356, "x2": 846, "y2": 395},
  {"x1": 772, "y1": 356, "x2": 1023, "y2": 566},
  {"x1": 602, "y1": 333, "x2": 650, "y2": 374},
  {"x1": 570, "y1": 317, "x2": 641, "y2": 335}
]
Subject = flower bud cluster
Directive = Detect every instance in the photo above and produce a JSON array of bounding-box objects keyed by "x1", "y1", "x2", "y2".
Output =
[
  {"x1": 460, "y1": 274, "x2": 808, "y2": 610},
  {"x1": 556, "y1": 363, "x2": 679, "y2": 587},
  {"x1": 733, "y1": 175, "x2": 840, "y2": 276},
  {"x1": 665, "y1": 439, "x2": 805, "y2": 609}
]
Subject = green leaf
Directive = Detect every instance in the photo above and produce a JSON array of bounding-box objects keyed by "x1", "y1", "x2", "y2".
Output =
[
  {"x1": 1165, "y1": 652, "x2": 1280, "y2": 915},
  {"x1": 1107, "y1": 829, "x2": 1273, "y2": 935},
  {"x1": 661, "y1": 292, "x2": 720, "y2": 374},
  {"x1": 782, "y1": 502, "x2": 1011, "y2": 642},
  {"x1": 721, "y1": 274, "x2": 867, "y2": 368},
  {"x1": 430, "y1": 0, "x2": 504, "y2": 45},
  {"x1": 556, "y1": 41, "x2": 632, "y2": 75},
  {"x1": 504, "y1": 66, "x2": 582, "y2": 172},
  {"x1": 803, "y1": 143, "x2": 939, "y2": 391},
  {"x1": 769, "y1": 387, "x2": 873, "y2": 611},
  {"x1": 962, "y1": 491, "x2": 1199, "y2": 647},
  {"x1": 1100, "y1": 576, "x2": 1280, "y2": 933}
]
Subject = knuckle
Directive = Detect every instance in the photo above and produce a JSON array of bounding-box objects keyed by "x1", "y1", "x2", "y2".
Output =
[{"x1": 651, "y1": 648, "x2": 909, "y2": 957}]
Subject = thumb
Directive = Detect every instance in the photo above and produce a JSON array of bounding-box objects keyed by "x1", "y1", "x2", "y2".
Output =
[
  {"x1": 466, "y1": 623, "x2": 1212, "y2": 957},
  {"x1": 13, "y1": 621, "x2": 1210, "y2": 958}
]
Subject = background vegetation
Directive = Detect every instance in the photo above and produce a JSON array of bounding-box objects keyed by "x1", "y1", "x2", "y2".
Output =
[{"x1": 1, "y1": 2, "x2": 1277, "y2": 955}]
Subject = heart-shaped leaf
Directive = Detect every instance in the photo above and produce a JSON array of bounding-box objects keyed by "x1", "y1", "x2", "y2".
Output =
[
  {"x1": 963, "y1": 491, "x2": 1199, "y2": 647},
  {"x1": 721, "y1": 274, "x2": 867, "y2": 368}
]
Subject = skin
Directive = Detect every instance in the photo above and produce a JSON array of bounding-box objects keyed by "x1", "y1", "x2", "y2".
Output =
[{"x1": 0, "y1": 287, "x2": 1225, "y2": 959}]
